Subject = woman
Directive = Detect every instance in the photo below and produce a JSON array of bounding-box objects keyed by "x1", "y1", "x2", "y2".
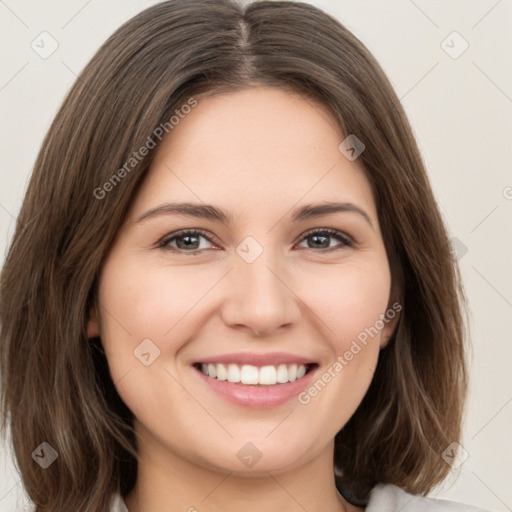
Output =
[{"x1": 0, "y1": 1, "x2": 491, "y2": 511}]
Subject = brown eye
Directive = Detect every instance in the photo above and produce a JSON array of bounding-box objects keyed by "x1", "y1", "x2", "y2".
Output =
[
  {"x1": 296, "y1": 229, "x2": 353, "y2": 251},
  {"x1": 157, "y1": 227, "x2": 354, "y2": 256},
  {"x1": 158, "y1": 229, "x2": 217, "y2": 255}
]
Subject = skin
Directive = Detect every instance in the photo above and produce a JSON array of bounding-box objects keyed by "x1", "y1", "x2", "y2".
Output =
[{"x1": 88, "y1": 86, "x2": 400, "y2": 512}]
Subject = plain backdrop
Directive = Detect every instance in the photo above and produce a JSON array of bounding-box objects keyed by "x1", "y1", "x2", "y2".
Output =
[{"x1": 1, "y1": 0, "x2": 511, "y2": 511}]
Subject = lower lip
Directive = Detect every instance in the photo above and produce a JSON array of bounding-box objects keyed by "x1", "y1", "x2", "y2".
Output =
[{"x1": 193, "y1": 365, "x2": 318, "y2": 409}]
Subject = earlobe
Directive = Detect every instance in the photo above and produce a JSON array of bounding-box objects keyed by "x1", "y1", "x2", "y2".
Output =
[
  {"x1": 380, "y1": 332, "x2": 393, "y2": 349},
  {"x1": 380, "y1": 297, "x2": 402, "y2": 349},
  {"x1": 87, "y1": 304, "x2": 101, "y2": 338}
]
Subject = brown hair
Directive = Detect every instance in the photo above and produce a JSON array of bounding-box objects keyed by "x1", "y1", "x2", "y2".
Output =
[{"x1": 0, "y1": 0, "x2": 469, "y2": 510}]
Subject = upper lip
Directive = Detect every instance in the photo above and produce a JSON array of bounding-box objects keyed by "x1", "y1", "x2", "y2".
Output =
[{"x1": 194, "y1": 352, "x2": 317, "y2": 367}]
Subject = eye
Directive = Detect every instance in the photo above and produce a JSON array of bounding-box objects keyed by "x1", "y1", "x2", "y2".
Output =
[
  {"x1": 295, "y1": 228, "x2": 354, "y2": 252},
  {"x1": 157, "y1": 229, "x2": 218, "y2": 255},
  {"x1": 157, "y1": 228, "x2": 354, "y2": 255}
]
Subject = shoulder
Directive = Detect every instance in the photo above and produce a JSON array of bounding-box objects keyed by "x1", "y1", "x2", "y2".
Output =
[
  {"x1": 365, "y1": 483, "x2": 495, "y2": 512},
  {"x1": 109, "y1": 486, "x2": 495, "y2": 512},
  {"x1": 110, "y1": 492, "x2": 129, "y2": 512}
]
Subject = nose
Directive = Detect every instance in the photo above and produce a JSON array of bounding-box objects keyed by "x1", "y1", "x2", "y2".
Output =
[{"x1": 220, "y1": 249, "x2": 301, "y2": 338}]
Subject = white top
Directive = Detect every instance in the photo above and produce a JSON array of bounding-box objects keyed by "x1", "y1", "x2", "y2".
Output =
[{"x1": 109, "y1": 483, "x2": 493, "y2": 511}]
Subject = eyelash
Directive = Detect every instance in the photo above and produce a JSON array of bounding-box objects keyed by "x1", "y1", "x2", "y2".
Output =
[{"x1": 157, "y1": 228, "x2": 355, "y2": 255}]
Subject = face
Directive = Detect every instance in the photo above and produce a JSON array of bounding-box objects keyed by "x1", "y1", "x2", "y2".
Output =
[{"x1": 88, "y1": 86, "x2": 399, "y2": 476}]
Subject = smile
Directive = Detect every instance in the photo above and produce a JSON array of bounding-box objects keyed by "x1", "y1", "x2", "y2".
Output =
[{"x1": 194, "y1": 362, "x2": 316, "y2": 385}]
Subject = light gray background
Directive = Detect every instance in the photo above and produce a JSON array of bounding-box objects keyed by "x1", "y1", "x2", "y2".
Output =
[{"x1": 1, "y1": 0, "x2": 511, "y2": 511}]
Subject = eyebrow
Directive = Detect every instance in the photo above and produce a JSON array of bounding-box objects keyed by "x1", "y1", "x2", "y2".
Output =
[{"x1": 135, "y1": 201, "x2": 374, "y2": 229}]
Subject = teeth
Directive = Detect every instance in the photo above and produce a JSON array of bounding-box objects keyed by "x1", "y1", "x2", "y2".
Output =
[
  {"x1": 288, "y1": 364, "x2": 297, "y2": 382},
  {"x1": 276, "y1": 364, "x2": 288, "y2": 383},
  {"x1": 227, "y1": 364, "x2": 241, "y2": 383},
  {"x1": 260, "y1": 365, "x2": 277, "y2": 385},
  {"x1": 199, "y1": 363, "x2": 309, "y2": 385},
  {"x1": 216, "y1": 363, "x2": 227, "y2": 381},
  {"x1": 240, "y1": 364, "x2": 259, "y2": 384}
]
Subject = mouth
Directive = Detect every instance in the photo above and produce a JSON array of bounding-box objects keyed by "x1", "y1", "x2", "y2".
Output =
[
  {"x1": 190, "y1": 352, "x2": 320, "y2": 408},
  {"x1": 192, "y1": 362, "x2": 318, "y2": 386}
]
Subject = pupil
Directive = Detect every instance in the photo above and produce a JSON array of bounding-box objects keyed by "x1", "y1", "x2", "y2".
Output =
[
  {"x1": 178, "y1": 235, "x2": 198, "y2": 249},
  {"x1": 311, "y1": 234, "x2": 328, "y2": 248}
]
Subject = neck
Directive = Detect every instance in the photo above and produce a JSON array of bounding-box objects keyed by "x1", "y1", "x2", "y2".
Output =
[{"x1": 123, "y1": 426, "x2": 362, "y2": 512}]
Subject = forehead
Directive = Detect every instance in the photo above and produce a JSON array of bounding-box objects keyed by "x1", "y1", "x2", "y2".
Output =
[{"x1": 130, "y1": 87, "x2": 377, "y2": 224}]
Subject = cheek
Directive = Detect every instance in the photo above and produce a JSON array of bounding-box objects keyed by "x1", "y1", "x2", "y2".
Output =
[
  {"x1": 96, "y1": 256, "x2": 222, "y2": 373},
  {"x1": 295, "y1": 264, "x2": 390, "y2": 426},
  {"x1": 298, "y1": 260, "x2": 391, "y2": 349},
  {"x1": 95, "y1": 257, "x2": 205, "y2": 421}
]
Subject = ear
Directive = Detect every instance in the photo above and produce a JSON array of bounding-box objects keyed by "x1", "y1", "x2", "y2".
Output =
[
  {"x1": 380, "y1": 294, "x2": 402, "y2": 349},
  {"x1": 87, "y1": 302, "x2": 101, "y2": 339}
]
